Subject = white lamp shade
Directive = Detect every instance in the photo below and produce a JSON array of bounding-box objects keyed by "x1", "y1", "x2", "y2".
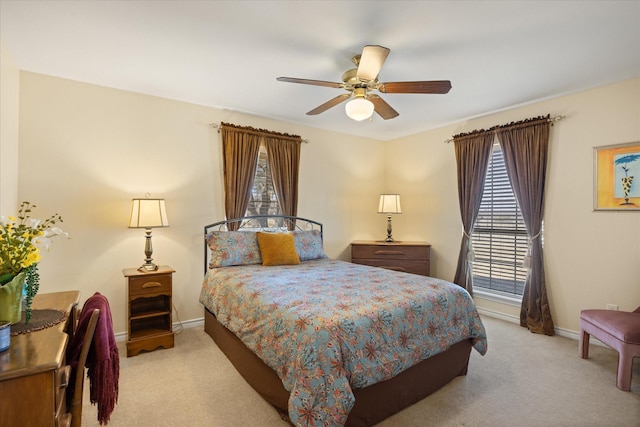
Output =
[
  {"x1": 129, "y1": 198, "x2": 169, "y2": 228},
  {"x1": 345, "y1": 98, "x2": 374, "y2": 121},
  {"x1": 378, "y1": 194, "x2": 402, "y2": 214}
]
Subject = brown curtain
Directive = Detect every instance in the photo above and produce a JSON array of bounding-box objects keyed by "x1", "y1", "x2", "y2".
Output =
[
  {"x1": 221, "y1": 123, "x2": 261, "y2": 230},
  {"x1": 220, "y1": 122, "x2": 302, "y2": 230},
  {"x1": 264, "y1": 136, "x2": 301, "y2": 219},
  {"x1": 497, "y1": 115, "x2": 554, "y2": 335},
  {"x1": 452, "y1": 131, "x2": 494, "y2": 295}
]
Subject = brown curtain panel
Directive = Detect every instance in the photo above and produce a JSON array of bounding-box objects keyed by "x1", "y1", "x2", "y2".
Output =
[
  {"x1": 221, "y1": 123, "x2": 261, "y2": 230},
  {"x1": 452, "y1": 131, "x2": 494, "y2": 295},
  {"x1": 264, "y1": 136, "x2": 301, "y2": 221},
  {"x1": 497, "y1": 116, "x2": 554, "y2": 335}
]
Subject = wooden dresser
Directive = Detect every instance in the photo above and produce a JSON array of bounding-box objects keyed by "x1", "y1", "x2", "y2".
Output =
[
  {"x1": 0, "y1": 291, "x2": 80, "y2": 427},
  {"x1": 351, "y1": 240, "x2": 431, "y2": 276}
]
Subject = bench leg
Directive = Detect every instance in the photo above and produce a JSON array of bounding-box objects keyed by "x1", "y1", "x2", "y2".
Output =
[
  {"x1": 579, "y1": 329, "x2": 590, "y2": 359},
  {"x1": 616, "y1": 352, "x2": 634, "y2": 391}
]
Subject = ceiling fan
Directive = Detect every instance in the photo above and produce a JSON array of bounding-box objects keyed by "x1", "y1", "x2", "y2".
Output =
[{"x1": 277, "y1": 45, "x2": 452, "y2": 121}]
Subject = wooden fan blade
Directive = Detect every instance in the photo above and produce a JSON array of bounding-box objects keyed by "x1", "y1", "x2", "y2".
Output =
[
  {"x1": 378, "y1": 80, "x2": 452, "y2": 94},
  {"x1": 277, "y1": 77, "x2": 342, "y2": 89},
  {"x1": 306, "y1": 93, "x2": 351, "y2": 115},
  {"x1": 356, "y1": 45, "x2": 390, "y2": 82},
  {"x1": 368, "y1": 94, "x2": 399, "y2": 120}
]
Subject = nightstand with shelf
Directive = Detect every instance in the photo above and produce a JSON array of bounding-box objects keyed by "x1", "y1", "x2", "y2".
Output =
[
  {"x1": 123, "y1": 265, "x2": 175, "y2": 357},
  {"x1": 351, "y1": 240, "x2": 431, "y2": 276}
]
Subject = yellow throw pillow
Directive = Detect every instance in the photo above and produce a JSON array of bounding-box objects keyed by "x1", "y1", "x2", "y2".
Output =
[{"x1": 256, "y1": 232, "x2": 300, "y2": 266}]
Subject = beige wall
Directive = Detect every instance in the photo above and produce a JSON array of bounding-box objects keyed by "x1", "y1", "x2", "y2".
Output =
[
  {"x1": 0, "y1": 40, "x2": 20, "y2": 214},
  {"x1": 10, "y1": 66, "x2": 640, "y2": 337},
  {"x1": 386, "y1": 78, "x2": 640, "y2": 334},
  {"x1": 16, "y1": 72, "x2": 385, "y2": 334}
]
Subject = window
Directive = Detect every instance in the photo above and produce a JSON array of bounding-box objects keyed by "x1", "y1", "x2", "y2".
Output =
[
  {"x1": 472, "y1": 141, "x2": 528, "y2": 297},
  {"x1": 245, "y1": 144, "x2": 282, "y2": 219}
]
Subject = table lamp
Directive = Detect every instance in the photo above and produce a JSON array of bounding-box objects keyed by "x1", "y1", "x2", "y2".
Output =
[
  {"x1": 129, "y1": 197, "x2": 169, "y2": 271},
  {"x1": 378, "y1": 194, "x2": 401, "y2": 242}
]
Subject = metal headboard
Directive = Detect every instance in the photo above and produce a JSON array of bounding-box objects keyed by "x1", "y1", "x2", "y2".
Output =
[{"x1": 204, "y1": 215, "x2": 323, "y2": 273}]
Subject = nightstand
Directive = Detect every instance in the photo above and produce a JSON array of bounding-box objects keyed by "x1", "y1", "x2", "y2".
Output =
[
  {"x1": 351, "y1": 240, "x2": 431, "y2": 276},
  {"x1": 122, "y1": 265, "x2": 175, "y2": 357}
]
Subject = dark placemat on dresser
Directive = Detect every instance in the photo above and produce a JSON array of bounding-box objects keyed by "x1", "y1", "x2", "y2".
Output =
[{"x1": 9, "y1": 309, "x2": 66, "y2": 336}]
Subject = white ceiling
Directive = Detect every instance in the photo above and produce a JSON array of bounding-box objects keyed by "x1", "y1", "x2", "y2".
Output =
[{"x1": 1, "y1": 1, "x2": 639, "y2": 141}]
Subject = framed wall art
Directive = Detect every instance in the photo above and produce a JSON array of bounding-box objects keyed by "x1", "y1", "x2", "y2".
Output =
[{"x1": 593, "y1": 141, "x2": 640, "y2": 211}]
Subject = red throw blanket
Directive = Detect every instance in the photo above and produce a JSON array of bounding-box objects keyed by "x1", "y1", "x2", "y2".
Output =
[{"x1": 67, "y1": 292, "x2": 120, "y2": 425}]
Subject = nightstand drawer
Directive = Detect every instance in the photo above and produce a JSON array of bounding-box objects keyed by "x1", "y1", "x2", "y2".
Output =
[
  {"x1": 128, "y1": 274, "x2": 172, "y2": 295},
  {"x1": 351, "y1": 244, "x2": 429, "y2": 260}
]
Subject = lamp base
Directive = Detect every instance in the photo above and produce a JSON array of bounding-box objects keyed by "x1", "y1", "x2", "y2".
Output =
[
  {"x1": 384, "y1": 215, "x2": 395, "y2": 243},
  {"x1": 138, "y1": 229, "x2": 159, "y2": 271},
  {"x1": 138, "y1": 262, "x2": 159, "y2": 272}
]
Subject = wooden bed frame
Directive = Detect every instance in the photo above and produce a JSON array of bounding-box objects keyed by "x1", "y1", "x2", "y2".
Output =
[{"x1": 202, "y1": 216, "x2": 474, "y2": 426}]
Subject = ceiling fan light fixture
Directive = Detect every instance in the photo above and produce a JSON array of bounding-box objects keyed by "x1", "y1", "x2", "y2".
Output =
[
  {"x1": 345, "y1": 97, "x2": 374, "y2": 121},
  {"x1": 278, "y1": 45, "x2": 450, "y2": 121}
]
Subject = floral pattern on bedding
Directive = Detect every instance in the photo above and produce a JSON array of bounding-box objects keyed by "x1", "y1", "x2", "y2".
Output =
[
  {"x1": 199, "y1": 258, "x2": 487, "y2": 427},
  {"x1": 292, "y1": 230, "x2": 328, "y2": 261},
  {"x1": 207, "y1": 231, "x2": 262, "y2": 268}
]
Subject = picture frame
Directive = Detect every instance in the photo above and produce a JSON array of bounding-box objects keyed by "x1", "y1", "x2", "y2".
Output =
[{"x1": 593, "y1": 141, "x2": 640, "y2": 211}]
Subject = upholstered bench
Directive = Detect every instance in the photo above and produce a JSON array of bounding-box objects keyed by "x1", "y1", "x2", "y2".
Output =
[{"x1": 579, "y1": 306, "x2": 640, "y2": 391}]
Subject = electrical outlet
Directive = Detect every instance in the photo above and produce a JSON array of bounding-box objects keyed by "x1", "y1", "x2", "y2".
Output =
[{"x1": 606, "y1": 304, "x2": 619, "y2": 311}]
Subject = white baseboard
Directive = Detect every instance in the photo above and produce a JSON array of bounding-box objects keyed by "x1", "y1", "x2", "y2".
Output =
[
  {"x1": 477, "y1": 307, "x2": 608, "y2": 347},
  {"x1": 476, "y1": 306, "x2": 520, "y2": 324},
  {"x1": 174, "y1": 317, "x2": 205, "y2": 332}
]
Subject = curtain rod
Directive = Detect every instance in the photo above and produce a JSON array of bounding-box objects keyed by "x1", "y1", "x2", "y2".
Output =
[
  {"x1": 443, "y1": 115, "x2": 565, "y2": 144},
  {"x1": 209, "y1": 123, "x2": 310, "y2": 144}
]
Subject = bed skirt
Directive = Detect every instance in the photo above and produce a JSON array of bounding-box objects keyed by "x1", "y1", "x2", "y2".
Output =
[{"x1": 203, "y1": 308, "x2": 472, "y2": 426}]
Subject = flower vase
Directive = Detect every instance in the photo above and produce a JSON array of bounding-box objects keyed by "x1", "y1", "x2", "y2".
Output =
[{"x1": 0, "y1": 271, "x2": 25, "y2": 324}]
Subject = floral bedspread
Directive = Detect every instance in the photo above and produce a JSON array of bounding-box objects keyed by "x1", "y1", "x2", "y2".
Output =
[{"x1": 199, "y1": 259, "x2": 487, "y2": 427}]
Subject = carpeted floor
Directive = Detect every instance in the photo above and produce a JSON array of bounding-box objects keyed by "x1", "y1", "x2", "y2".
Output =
[{"x1": 82, "y1": 315, "x2": 640, "y2": 426}]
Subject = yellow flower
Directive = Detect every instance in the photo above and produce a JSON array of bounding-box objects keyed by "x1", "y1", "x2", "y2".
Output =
[
  {"x1": 21, "y1": 251, "x2": 41, "y2": 268},
  {"x1": 1, "y1": 201, "x2": 66, "y2": 280},
  {"x1": 1, "y1": 203, "x2": 69, "y2": 322}
]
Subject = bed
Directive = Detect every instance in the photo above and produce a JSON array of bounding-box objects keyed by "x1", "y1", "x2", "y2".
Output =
[{"x1": 200, "y1": 216, "x2": 487, "y2": 427}]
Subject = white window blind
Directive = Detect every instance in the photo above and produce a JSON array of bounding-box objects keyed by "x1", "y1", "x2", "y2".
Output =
[{"x1": 472, "y1": 141, "x2": 528, "y2": 297}]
